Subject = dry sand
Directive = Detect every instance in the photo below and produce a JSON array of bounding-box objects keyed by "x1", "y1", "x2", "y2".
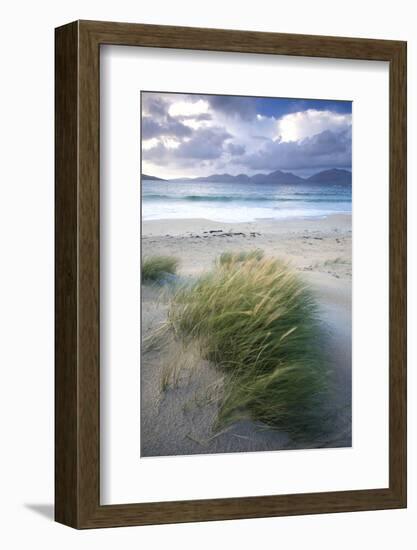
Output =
[{"x1": 141, "y1": 214, "x2": 352, "y2": 457}]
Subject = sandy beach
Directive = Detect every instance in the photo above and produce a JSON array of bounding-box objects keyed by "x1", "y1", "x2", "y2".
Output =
[{"x1": 141, "y1": 214, "x2": 352, "y2": 457}]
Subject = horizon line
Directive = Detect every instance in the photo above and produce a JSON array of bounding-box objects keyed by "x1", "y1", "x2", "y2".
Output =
[{"x1": 141, "y1": 167, "x2": 352, "y2": 181}]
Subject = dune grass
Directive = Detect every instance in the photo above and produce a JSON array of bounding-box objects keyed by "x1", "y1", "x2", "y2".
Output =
[
  {"x1": 142, "y1": 255, "x2": 179, "y2": 283},
  {"x1": 218, "y1": 249, "x2": 264, "y2": 266},
  {"x1": 167, "y1": 252, "x2": 329, "y2": 439}
]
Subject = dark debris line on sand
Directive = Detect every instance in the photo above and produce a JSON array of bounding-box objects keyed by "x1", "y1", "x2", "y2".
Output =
[{"x1": 195, "y1": 229, "x2": 261, "y2": 238}]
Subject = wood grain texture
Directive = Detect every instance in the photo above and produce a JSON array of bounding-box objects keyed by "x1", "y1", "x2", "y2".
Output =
[
  {"x1": 55, "y1": 20, "x2": 407, "y2": 529},
  {"x1": 55, "y1": 21, "x2": 79, "y2": 527},
  {"x1": 388, "y1": 41, "x2": 407, "y2": 504}
]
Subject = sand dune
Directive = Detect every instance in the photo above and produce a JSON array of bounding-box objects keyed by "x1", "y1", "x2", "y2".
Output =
[{"x1": 141, "y1": 215, "x2": 352, "y2": 457}]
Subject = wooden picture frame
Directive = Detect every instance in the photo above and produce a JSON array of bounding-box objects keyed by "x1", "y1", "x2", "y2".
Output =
[{"x1": 55, "y1": 20, "x2": 407, "y2": 529}]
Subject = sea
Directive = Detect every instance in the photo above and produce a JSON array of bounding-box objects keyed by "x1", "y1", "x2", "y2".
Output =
[{"x1": 142, "y1": 179, "x2": 352, "y2": 223}]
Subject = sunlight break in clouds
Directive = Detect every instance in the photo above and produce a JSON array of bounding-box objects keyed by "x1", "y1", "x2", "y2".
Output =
[{"x1": 277, "y1": 109, "x2": 352, "y2": 142}]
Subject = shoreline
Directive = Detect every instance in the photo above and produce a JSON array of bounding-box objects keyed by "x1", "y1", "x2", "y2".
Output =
[{"x1": 142, "y1": 213, "x2": 351, "y2": 235}]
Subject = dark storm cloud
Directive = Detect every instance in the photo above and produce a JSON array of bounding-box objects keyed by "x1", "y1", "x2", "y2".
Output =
[
  {"x1": 142, "y1": 94, "x2": 212, "y2": 140},
  {"x1": 143, "y1": 126, "x2": 232, "y2": 164},
  {"x1": 241, "y1": 127, "x2": 352, "y2": 171},
  {"x1": 178, "y1": 127, "x2": 232, "y2": 159},
  {"x1": 226, "y1": 142, "x2": 246, "y2": 156},
  {"x1": 142, "y1": 115, "x2": 193, "y2": 140},
  {"x1": 142, "y1": 95, "x2": 169, "y2": 117},
  {"x1": 203, "y1": 95, "x2": 257, "y2": 120}
]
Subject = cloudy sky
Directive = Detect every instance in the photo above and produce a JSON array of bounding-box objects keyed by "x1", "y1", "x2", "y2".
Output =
[{"x1": 141, "y1": 92, "x2": 352, "y2": 179}]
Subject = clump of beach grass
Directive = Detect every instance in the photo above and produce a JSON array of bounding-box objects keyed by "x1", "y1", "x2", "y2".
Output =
[
  {"x1": 168, "y1": 253, "x2": 329, "y2": 439},
  {"x1": 142, "y1": 255, "x2": 179, "y2": 283},
  {"x1": 218, "y1": 249, "x2": 264, "y2": 266}
]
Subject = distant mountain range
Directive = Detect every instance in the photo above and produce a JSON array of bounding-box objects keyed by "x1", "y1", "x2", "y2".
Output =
[
  {"x1": 141, "y1": 168, "x2": 352, "y2": 185},
  {"x1": 141, "y1": 173, "x2": 165, "y2": 181},
  {"x1": 306, "y1": 169, "x2": 352, "y2": 184}
]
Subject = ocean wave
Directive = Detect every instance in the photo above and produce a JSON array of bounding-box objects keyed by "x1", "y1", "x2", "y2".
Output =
[
  {"x1": 142, "y1": 205, "x2": 351, "y2": 223},
  {"x1": 143, "y1": 193, "x2": 351, "y2": 204}
]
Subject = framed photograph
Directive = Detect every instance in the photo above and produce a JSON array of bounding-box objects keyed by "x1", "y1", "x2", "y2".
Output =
[{"x1": 55, "y1": 20, "x2": 406, "y2": 528}]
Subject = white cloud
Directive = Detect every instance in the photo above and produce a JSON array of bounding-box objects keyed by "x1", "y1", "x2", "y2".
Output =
[
  {"x1": 277, "y1": 109, "x2": 352, "y2": 142},
  {"x1": 168, "y1": 99, "x2": 209, "y2": 118},
  {"x1": 142, "y1": 138, "x2": 159, "y2": 151}
]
